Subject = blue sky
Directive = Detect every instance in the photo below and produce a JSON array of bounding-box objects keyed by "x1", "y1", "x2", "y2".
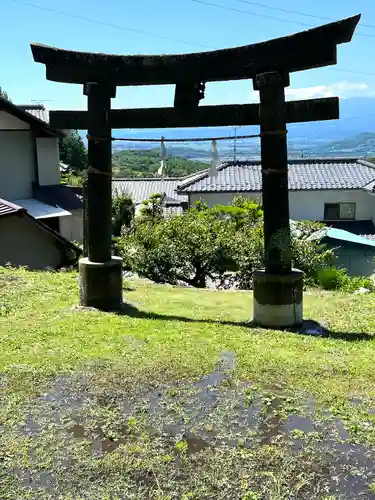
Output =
[{"x1": 1, "y1": 0, "x2": 375, "y2": 110}]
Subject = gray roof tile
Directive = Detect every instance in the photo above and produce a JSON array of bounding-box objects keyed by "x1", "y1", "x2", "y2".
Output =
[
  {"x1": 112, "y1": 178, "x2": 188, "y2": 204},
  {"x1": 178, "y1": 158, "x2": 375, "y2": 193}
]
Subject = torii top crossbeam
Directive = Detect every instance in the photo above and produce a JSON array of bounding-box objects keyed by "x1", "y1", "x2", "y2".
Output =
[{"x1": 31, "y1": 15, "x2": 359, "y2": 86}]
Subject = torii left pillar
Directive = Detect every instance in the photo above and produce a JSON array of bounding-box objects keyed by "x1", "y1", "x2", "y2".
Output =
[
  {"x1": 79, "y1": 83, "x2": 123, "y2": 310},
  {"x1": 252, "y1": 72, "x2": 303, "y2": 327}
]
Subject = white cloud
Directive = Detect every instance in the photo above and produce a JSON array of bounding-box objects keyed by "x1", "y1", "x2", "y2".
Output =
[
  {"x1": 246, "y1": 81, "x2": 370, "y2": 102},
  {"x1": 285, "y1": 81, "x2": 370, "y2": 100}
]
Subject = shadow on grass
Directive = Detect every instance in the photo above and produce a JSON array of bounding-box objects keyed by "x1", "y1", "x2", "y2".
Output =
[
  {"x1": 117, "y1": 303, "x2": 373, "y2": 342},
  {"x1": 117, "y1": 301, "x2": 250, "y2": 328}
]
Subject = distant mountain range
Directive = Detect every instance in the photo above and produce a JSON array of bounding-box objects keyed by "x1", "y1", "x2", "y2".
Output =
[{"x1": 83, "y1": 97, "x2": 375, "y2": 160}]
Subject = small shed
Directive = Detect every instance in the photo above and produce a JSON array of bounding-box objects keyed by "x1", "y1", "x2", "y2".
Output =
[{"x1": 310, "y1": 226, "x2": 375, "y2": 277}]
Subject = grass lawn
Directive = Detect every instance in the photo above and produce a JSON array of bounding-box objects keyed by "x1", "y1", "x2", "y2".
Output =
[{"x1": 1, "y1": 267, "x2": 375, "y2": 499}]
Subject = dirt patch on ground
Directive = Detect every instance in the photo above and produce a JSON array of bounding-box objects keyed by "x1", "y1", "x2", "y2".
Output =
[{"x1": 2, "y1": 355, "x2": 375, "y2": 499}]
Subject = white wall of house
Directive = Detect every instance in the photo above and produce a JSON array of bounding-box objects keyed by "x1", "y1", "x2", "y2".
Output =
[
  {"x1": 189, "y1": 189, "x2": 375, "y2": 221},
  {"x1": 0, "y1": 215, "x2": 61, "y2": 270},
  {"x1": 36, "y1": 137, "x2": 61, "y2": 186},
  {"x1": 59, "y1": 209, "x2": 83, "y2": 243},
  {"x1": 0, "y1": 111, "x2": 30, "y2": 130},
  {"x1": 0, "y1": 131, "x2": 35, "y2": 199},
  {"x1": 289, "y1": 190, "x2": 373, "y2": 221}
]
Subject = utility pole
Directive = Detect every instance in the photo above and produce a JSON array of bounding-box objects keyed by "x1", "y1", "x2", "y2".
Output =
[{"x1": 233, "y1": 126, "x2": 237, "y2": 161}]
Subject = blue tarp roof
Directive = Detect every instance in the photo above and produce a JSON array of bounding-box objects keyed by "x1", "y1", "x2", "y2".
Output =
[
  {"x1": 326, "y1": 227, "x2": 375, "y2": 247},
  {"x1": 309, "y1": 227, "x2": 375, "y2": 248},
  {"x1": 291, "y1": 219, "x2": 375, "y2": 248}
]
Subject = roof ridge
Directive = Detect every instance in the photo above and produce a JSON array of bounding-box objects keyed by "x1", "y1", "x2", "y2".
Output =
[
  {"x1": 113, "y1": 177, "x2": 183, "y2": 181},
  {"x1": 357, "y1": 158, "x2": 375, "y2": 169},
  {"x1": 225, "y1": 157, "x2": 362, "y2": 165},
  {"x1": 179, "y1": 157, "x2": 375, "y2": 193}
]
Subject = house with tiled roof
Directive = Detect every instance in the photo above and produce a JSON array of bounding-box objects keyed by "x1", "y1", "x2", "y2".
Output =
[
  {"x1": 112, "y1": 176, "x2": 191, "y2": 216},
  {"x1": 177, "y1": 158, "x2": 375, "y2": 227},
  {"x1": 177, "y1": 157, "x2": 375, "y2": 276},
  {"x1": 0, "y1": 97, "x2": 82, "y2": 269}
]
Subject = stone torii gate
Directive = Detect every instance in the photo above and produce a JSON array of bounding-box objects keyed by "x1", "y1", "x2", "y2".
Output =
[{"x1": 31, "y1": 14, "x2": 359, "y2": 326}]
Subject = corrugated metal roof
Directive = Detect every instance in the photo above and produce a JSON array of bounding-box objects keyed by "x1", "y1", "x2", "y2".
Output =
[
  {"x1": 178, "y1": 158, "x2": 375, "y2": 193},
  {"x1": 25, "y1": 108, "x2": 49, "y2": 123},
  {"x1": 0, "y1": 198, "x2": 24, "y2": 217},
  {"x1": 17, "y1": 105, "x2": 49, "y2": 124},
  {"x1": 112, "y1": 178, "x2": 188, "y2": 204},
  {"x1": 12, "y1": 199, "x2": 71, "y2": 219}
]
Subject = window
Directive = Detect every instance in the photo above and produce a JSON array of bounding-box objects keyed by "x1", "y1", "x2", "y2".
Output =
[{"x1": 324, "y1": 203, "x2": 356, "y2": 221}]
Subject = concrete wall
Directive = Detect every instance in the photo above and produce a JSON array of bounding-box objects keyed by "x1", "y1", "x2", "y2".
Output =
[
  {"x1": 0, "y1": 111, "x2": 30, "y2": 130},
  {"x1": 330, "y1": 243, "x2": 375, "y2": 277},
  {"x1": 36, "y1": 137, "x2": 61, "y2": 186},
  {"x1": 0, "y1": 215, "x2": 62, "y2": 270},
  {"x1": 367, "y1": 191, "x2": 375, "y2": 222},
  {"x1": 0, "y1": 131, "x2": 35, "y2": 199},
  {"x1": 59, "y1": 209, "x2": 83, "y2": 243},
  {"x1": 189, "y1": 189, "x2": 374, "y2": 221}
]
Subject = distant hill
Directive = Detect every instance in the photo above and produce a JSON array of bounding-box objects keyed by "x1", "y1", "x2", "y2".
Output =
[
  {"x1": 112, "y1": 148, "x2": 208, "y2": 178},
  {"x1": 319, "y1": 132, "x2": 375, "y2": 156},
  {"x1": 81, "y1": 97, "x2": 375, "y2": 160}
]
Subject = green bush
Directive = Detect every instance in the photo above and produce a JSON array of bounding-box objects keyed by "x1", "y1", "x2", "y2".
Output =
[
  {"x1": 112, "y1": 193, "x2": 134, "y2": 237},
  {"x1": 291, "y1": 221, "x2": 334, "y2": 286},
  {"x1": 123, "y1": 208, "x2": 235, "y2": 287},
  {"x1": 344, "y1": 275, "x2": 373, "y2": 293},
  {"x1": 117, "y1": 199, "x2": 334, "y2": 289},
  {"x1": 316, "y1": 266, "x2": 373, "y2": 292},
  {"x1": 316, "y1": 267, "x2": 348, "y2": 290},
  {"x1": 119, "y1": 200, "x2": 374, "y2": 291},
  {"x1": 231, "y1": 222, "x2": 264, "y2": 289},
  {"x1": 138, "y1": 194, "x2": 165, "y2": 222}
]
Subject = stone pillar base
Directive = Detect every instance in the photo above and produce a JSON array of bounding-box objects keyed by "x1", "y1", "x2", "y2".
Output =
[
  {"x1": 252, "y1": 268, "x2": 303, "y2": 328},
  {"x1": 79, "y1": 256, "x2": 123, "y2": 311}
]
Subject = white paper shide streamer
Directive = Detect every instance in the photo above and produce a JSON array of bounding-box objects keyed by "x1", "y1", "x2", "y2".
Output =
[
  {"x1": 209, "y1": 139, "x2": 220, "y2": 177},
  {"x1": 158, "y1": 136, "x2": 167, "y2": 177}
]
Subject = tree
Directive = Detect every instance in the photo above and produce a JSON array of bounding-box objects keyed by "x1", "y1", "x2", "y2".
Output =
[
  {"x1": 59, "y1": 130, "x2": 88, "y2": 170},
  {"x1": 0, "y1": 87, "x2": 11, "y2": 102},
  {"x1": 112, "y1": 148, "x2": 208, "y2": 178},
  {"x1": 139, "y1": 194, "x2": 166, "y2": 221},
  {"x1": 117, "y1": 200, "x2": 334, "y2": 289},
  {"x1": 112, "y1": 194, "x2": 134, "y2": 236}
]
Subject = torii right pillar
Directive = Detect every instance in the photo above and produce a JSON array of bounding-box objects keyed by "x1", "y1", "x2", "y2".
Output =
[{"x1": 252, "y1": 71, "x2": 303, "y2": 328}]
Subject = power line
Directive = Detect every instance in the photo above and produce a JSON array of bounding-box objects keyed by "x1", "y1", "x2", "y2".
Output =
[
  {"x1": 188, "y1": 0, "x2": 375, "y2": 39},
  {"x1": 327, "y1": 68, "x2": 375, "y2": 77},
  {"x1": 8, "y1": 0, "x2": 375, "y2": 79},
  {"x1": 87, "y1": 130, "x2": 286, "y2": 143},
  {"x1": 190, "y1": 0, "x2": 311, "y2": 28},
  {"x1": 233, "y1": 0, "x2": 375, "y2": 31},
  {"x1": 8, "y1": 0, "x2": 215, "y2": 50}
]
